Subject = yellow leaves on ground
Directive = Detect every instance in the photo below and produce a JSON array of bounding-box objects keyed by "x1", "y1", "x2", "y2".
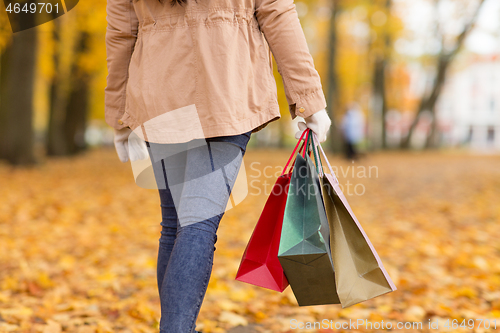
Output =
[{"x1": 0, "y1": 148, "x2": 500, "y2": 332}]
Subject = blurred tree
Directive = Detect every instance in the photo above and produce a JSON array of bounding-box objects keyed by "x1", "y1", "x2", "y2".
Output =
[
  {"x1": 63, "y1": 31, "x2": 90, "y2": 153},
  {"x1": 46, "y1": 13, "x2": 90, "y2": 156},
  {"x1": 0, "y1": 2, "x2": 11, "y2": 160},
  {"x1": 326, "y1": 0, "x2": 342, "y2": 153},
  {"x1": 0, "y1": 19, "x2": 38, "y2": 165},
  {"x1": 400, "y1": 0, "x2": 486, "y2": 149},
  {"x1": 328, "y1": 1, "x2": 403, "y2": 152},
  {"x1": 369, "y1": 0, "x2": 393, "y2": 150}
]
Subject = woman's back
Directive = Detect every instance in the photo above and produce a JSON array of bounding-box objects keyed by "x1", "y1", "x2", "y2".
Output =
[{"x1": 105, "y1": 0, "x2": 326, "y2": 144}]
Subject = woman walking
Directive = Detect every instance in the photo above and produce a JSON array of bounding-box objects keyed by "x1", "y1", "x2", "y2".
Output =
[{"x1": 104, "y1": 0, "x2": 331, "y2": 331}]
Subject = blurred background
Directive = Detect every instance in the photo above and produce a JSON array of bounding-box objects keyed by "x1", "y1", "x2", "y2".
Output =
[
  {"x1": 0, "y1": 0, "x2": 498, "y2": 164},
  {"x1": 1, "y1": 1, "x2": 500, "y2": 333}
]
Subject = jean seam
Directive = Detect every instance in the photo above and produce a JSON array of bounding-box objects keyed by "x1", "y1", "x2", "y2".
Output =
[
  {"x1": 207, "y1": 141, "x2": 215, "y2": 172},
  {"x1": 223, "y1": 152, "x2": 242, "y2": 196},
  {"x1": 188, "y1": 251, "x2": 213, "y2": 332}
]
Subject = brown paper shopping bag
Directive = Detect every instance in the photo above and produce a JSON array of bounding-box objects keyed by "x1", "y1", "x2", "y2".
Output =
[{"x1": 311, "y1": 133, "x2": 397, "y2": 308}]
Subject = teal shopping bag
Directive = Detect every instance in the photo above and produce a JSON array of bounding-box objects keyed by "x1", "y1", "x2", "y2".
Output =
[{"x1": 277, "y1": 129, "x2": 340, "y2": 306}]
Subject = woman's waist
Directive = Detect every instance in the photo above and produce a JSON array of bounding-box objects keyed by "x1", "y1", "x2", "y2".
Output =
[{"x1": 137, "y1": 8, "x2": 259, "y2": 34}]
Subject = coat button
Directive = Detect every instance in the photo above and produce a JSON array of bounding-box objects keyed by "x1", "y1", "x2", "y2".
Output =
[
  {"x1": 118, "y1": 119, "x2": 124, "y2": 125},
  {"x1": 298, "y1": 107, "x2": 305, "y2": 113}
]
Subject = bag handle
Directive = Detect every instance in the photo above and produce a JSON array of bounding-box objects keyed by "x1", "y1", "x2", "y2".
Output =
[
  {"x1": 311, "y1": 132, "x2": 340, "y2": 184},
  {"x1": 302, "y1": 128, "x2": 310, "y2": 158},
  {"x1": 307, "y1": 130, "x2": 324, "y2": 176},
  {"x1": 281, "y1": 129, "x2": 308, "y2": 176}
]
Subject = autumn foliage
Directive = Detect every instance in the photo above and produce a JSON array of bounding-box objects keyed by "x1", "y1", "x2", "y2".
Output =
[{"x1": 0, "y1": 148, "x2": 499, "y2": 332}]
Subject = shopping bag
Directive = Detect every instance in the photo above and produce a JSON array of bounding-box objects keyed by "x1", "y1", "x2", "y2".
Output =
[
  {"x1": 278, "y1": 129, "x2": 341, "y2": 306},
  {"x1": 235, "y1": 130, "x2": 308, "y2": 292},
  {"x1": 311, "y1": 132, "x2": 397, "y2": 308}
]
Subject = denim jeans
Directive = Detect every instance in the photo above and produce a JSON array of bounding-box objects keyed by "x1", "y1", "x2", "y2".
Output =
[{"x1": 145, "y1": 131, "x2": 251, "y2": 333}]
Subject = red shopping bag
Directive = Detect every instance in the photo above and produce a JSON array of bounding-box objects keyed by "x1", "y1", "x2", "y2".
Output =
[{"x1": 235, "y1": 130, "x2": 309, "y2": 292}]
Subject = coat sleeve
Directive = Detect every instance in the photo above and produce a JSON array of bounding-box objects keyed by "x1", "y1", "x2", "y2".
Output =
[
  {"x1": 254, "y1": 0, "x2": 327, "y2": 119},
  {"x1": 104, "y1": 0, "x2": 139, "y2": 130}
]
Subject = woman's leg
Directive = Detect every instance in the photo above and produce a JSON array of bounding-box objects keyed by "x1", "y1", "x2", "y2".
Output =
[
  {"x1": 156, "y1": 135, "x2": 250, "y2": 333},
  {"x1": 147, "y1": 142, "x2": 186, "y2": 296},
  {"x1": 157, "y1": 178, "x2": 180, "y2": 296}
]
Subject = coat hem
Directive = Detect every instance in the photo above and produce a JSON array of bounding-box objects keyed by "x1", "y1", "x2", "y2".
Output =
[{"x1": 135, "y1": 100, "x2": 281, "y2": 144}]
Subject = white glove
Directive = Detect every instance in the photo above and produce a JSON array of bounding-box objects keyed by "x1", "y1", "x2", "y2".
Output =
[
  {"x1": 294, "y1": 108, "x2": 332, "y2": 143},
  {"x1": 113, "y1": 127, "x2": 149, "y2": 163}
]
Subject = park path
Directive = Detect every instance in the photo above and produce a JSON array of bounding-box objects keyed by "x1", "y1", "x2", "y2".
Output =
[{"x1": 0, "y1": 149, "x2": 499, "y2": 332}]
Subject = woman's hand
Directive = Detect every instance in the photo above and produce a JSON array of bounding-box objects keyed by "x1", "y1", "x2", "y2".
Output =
[
  {"x1": 113, "y1": 127, "x2": 149, "y2": 163},
  {"x1": 294, "y1": 108, "x2": 332, "y2": 143}
]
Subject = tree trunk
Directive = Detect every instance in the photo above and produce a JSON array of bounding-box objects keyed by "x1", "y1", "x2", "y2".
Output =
[
  {"x1": 401, "y1": 0, "x2": 485, "y2": 149},
  {"x1": 371, "y1": 55, "x2": 388, "y2": 149},
  {"x1": 401, "y1": 54, "x2": 450, "y2": 149},
  {"x1": 0, "y1": 25, "x2": 38, "y2": 165},
  {"x1": 369, "y1": 0, "x2": 392, "y2": 150},
  {"x1": 46, "y1": 17, "x2": 70, "y2": 156},
  {"x1": 326, "y1": 0, "x2": 342, "y2": 153},
  {"x1": 63, "y1": 32, "x2": 91, "y2": 154},
  {"x1": 47, "y1": 29, "x2": 90, "y2": 156},
  {"x1": 425, "y1": 113, "x2": 440, "y2": 148},
  {"x1": 64, "y1": 73, "x2": 90, "y2": 154},
  {"x1": 0, "y1": 44, "x2": 10, "y2": 158}
]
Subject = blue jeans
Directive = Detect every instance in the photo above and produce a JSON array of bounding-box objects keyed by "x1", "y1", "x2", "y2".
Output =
[{"x1": 146, "y1": 131, "x2": 251, "y2": 333}]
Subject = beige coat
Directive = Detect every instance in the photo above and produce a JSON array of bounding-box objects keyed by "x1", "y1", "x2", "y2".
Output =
[{"x1": 105, "y1": 0, "x2": 327, "y2": 143}]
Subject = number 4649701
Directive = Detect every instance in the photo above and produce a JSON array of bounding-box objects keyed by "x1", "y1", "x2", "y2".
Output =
[
  {"x1": 5, "y1": 2, "x2": 60, "y2": 14},
  {"x1": 443, "y1": 319, "x2": 497, "y2": 329}
]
